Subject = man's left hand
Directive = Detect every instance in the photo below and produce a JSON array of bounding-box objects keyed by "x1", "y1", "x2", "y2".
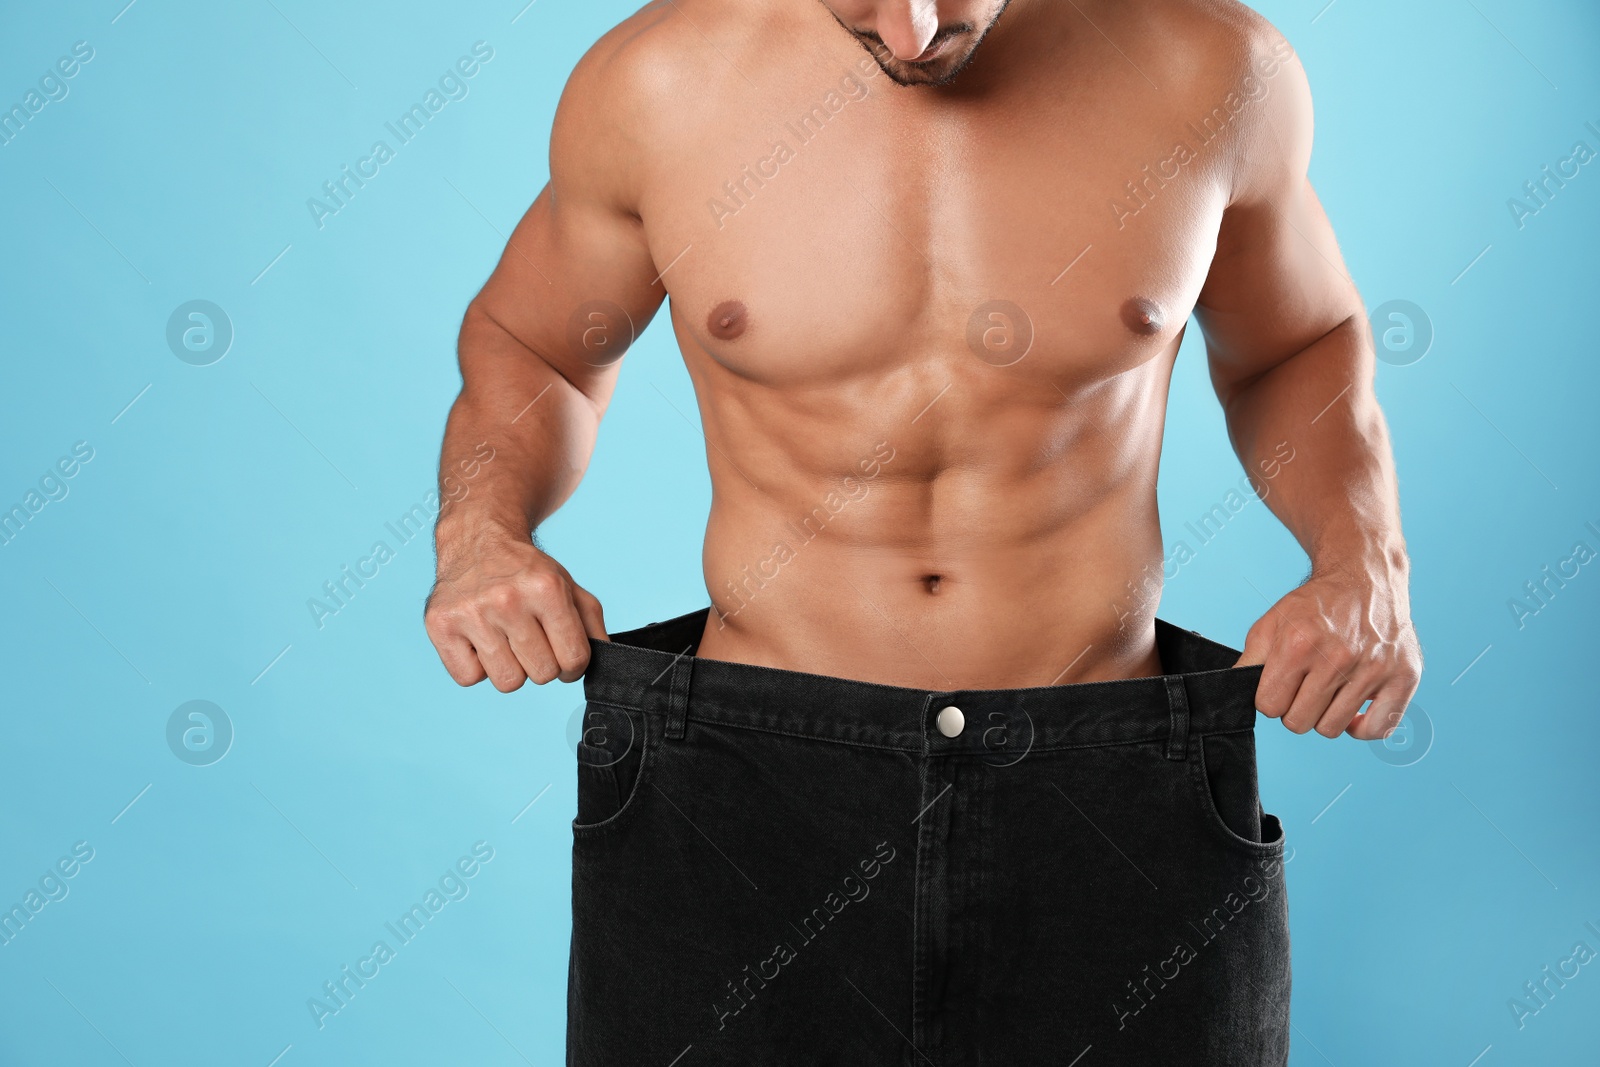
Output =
[{"x1": 1235, "y1": 569, "x2": 1423, "y2": 740}]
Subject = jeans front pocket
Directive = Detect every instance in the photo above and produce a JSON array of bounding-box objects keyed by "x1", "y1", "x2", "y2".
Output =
[
  {"x1": 573, "y1": 701, "x2": 651, "y2": 837},
  {"x1": 1187, "y1": 728, "x2": 1286, "y2": 857}
]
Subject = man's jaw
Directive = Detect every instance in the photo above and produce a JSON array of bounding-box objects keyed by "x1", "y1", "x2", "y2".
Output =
[
  {"x1": 830, "y1": 0, "x2": 1018, "y2": 89},
  {"x1": 856, "y1": 26, "x2": 976, "y2": 86}
]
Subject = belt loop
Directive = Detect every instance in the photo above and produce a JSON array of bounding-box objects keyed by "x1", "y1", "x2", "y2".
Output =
[
  {"x1": 664, "y1": 651, "x2": 693, "y2": 741},
  {"x1": 1164, "y1": 675, "x2": 1191, "y2": 761}
]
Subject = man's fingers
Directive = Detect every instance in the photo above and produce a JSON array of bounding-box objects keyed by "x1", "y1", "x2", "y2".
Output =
[
  {"x1": 534, "y1": 599, "x2": 594, "y2": 684},
  {"x1": 473, "y1": 571, "x2": 593, "y2": 685},
  {"x1": 1253, "y1": 627, "x2": 1309, "y2": 720},
  {"x1": 573, "y1": 584, "x2": 608, "y2": 643},
  {"x1": 504, "y1": 623, "x2": 563, "y2": 685},
  {"x1": 1348, "y1": 684, "x2": 1414, "y2": 741},
  {"x1": 1314, "y1": 681, "x2": 1371, "y2": 739},
  {"x1": 423, "y1": 537, "x2": 608, "y2": 691},
  {"x1": 1232, "y1": 582, "x2": 1422, "y2": 742},
  {"x1": 1280, "y1": 670, "x2": 1340, "y2": 734},
  {"x1": 461, "y1": 622, "x2": 529, "y2": 693},
  {"x1": 1234, "y1": 614, "x2": 1277, "y2": 668},
  {"x1": 431, "y1": 628, "x2": 488, "y2": 687}
]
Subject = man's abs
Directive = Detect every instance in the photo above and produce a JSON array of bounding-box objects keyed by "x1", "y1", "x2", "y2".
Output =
[{"x1": 691, "y1": 361, "x2": 1175, "y2": 690}]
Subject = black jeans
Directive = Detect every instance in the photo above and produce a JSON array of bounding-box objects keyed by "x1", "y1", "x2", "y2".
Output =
[{"x1": 569, "y1": 607, "x2": 1290, "y2": 1066}]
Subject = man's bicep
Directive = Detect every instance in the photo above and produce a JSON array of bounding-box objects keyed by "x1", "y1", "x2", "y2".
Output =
[
  {"x1": 470, "y1": 183, "x2": 663, "y2": 394},
  {"x1": 464, "y1": 36, "x2": 665, "y2": 401},
  {"x1": 1193, "y1": 35, "x2": 1361, "y2": 399}
]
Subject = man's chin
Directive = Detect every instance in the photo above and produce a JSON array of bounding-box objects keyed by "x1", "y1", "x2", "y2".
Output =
[{"x1": 871, "y1": 43, "x2": 979, "y2": 88}]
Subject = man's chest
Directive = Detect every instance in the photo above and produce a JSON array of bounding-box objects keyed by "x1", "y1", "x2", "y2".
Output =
[{"x1": 635, "y1": 58, "x2": 1235, "y2": 392}]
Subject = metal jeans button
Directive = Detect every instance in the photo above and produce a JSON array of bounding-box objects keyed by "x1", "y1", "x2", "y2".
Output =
[{"x1": 936, "y1": 705, "x2": 965, "y2": 738}]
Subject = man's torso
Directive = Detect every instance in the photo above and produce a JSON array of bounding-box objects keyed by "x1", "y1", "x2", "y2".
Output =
[{"x1": 599, "y1": 0, "x2": 1283, "y2": 688}]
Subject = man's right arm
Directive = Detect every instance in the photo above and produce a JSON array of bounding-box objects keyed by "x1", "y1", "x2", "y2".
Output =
[{"x1": 426, "y1": 35, "x2": 665, "y2": 692}]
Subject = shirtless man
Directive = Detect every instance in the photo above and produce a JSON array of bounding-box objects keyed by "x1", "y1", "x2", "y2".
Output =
[{"x1": 424, "y1": 0, "x2": 1422, "y2": 1062}]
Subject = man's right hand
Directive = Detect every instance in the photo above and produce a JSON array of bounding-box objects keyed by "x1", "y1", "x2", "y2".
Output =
[
  {"x1": 424, "y1": 530, "x2": 608, "y2": 691},
  {"x1": 422, "y1": 22, "x2": 659, "y2": 692}
]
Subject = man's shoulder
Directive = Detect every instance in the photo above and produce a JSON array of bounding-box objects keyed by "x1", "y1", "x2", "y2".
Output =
[
  {"x1": 1139, "y1": 0, "x2": 1301, "y2": 100},
  {"x1": 1138, "y1": 1, "x2": 1312, "y2": 199},
  {"x1": 551, "y1": 0, "x2": 763, "y2": 211},
  {"x1": 559, "y1": 0, "x2": 767, "y2": 130}
]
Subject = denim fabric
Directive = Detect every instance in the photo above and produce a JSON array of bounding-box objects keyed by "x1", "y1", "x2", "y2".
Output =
[{"x1": 569, "y1": 606, "x2": 1290, "y2": 1066}]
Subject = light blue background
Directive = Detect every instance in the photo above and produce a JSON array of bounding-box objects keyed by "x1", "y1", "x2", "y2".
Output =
[{"x1": 1, "y1": 1, "x2": 1596, "y2": 1064}]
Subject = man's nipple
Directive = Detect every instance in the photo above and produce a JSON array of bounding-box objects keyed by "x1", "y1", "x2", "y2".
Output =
[
  {"x1": 1121, "y1": 297, "x2": 1165, "y2": 336},
  {"x1": 708, "y1": 299, "x2": 748, "y2": 341}
]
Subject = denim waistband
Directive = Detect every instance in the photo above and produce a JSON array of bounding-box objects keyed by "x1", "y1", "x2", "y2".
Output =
[{"x1": 581, "y1": 606, "x2": 1263, "y2": 756}]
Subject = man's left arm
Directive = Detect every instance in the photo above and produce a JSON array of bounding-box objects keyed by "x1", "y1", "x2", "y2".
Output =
[{"x1": 1191, "y1": 27, "x2": 1422, "y2": 741}]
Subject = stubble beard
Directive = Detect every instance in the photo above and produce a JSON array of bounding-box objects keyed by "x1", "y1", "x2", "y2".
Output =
[{"x1": 830, "y1": 0, "x2": 1015, "y2": 88}]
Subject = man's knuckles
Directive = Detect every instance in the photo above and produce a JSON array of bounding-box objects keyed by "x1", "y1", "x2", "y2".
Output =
[
  {"x1": 424, "y1": 603, "x2": 474, "y2": 638},
  {"x1": 1253, "y1": 679, "x2": 1294, "y2": 718},
  {"x1": 519, "y1": 569, "x2": 566, "y2": 602},
  {"x1": 1277, "y1": 625, "x2": 1320, "y2": 661},
  {"x1": 1322, "y1": 641, "x2": 1362, "y2": 676}
]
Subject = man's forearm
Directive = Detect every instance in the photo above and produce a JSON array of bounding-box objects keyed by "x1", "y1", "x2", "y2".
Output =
[
  {"x1": 434, "y1": 304, "x2": 603, "y2": 571},
  {"x1": 1220, "y1": 315, "x2": 1410, "y2": 588}
]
